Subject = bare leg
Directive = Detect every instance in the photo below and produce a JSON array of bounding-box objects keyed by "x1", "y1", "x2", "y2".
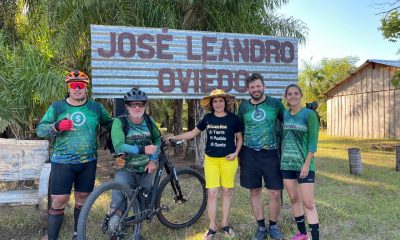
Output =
[
  {"x1": 283, "y1": 179, "x2": 304, "y2": 217},
  {"x1": 221, "y1": 187, "x2": 233, "y2": 227},
  {"x1": 299, "y1": 183, "x2": 318, "y2": 224},
  {"x1": 250, "y1": 188, "x2": 264, "y2": 220},
  {"x1": 268, "y1": 189, "x2": 281, "y2": 222},
  {"x1": 207, "y1": 188, "x2": 219, "y2": 230}
]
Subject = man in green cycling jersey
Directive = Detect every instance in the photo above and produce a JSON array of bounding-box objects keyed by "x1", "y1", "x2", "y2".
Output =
[{"x1": 37, "y1": 70, "x2": 113, "y2": 240}]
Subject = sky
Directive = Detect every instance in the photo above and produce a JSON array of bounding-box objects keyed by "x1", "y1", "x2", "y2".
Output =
[{"x1": 278, "y1": 0, "x2": 399, "y2": 68}]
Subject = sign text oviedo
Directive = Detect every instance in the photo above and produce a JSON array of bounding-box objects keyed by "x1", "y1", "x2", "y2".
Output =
[{"x1": 96, "y1": 28, "x2": 296, "y2": 93}]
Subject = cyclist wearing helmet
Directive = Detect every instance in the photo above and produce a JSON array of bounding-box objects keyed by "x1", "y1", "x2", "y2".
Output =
[
  {"x1": 107, "y1": 88, "x2": 161, "y2": 236},
  {"x1": 37, "y1": 70, "x2": 113, "y2": 240}
]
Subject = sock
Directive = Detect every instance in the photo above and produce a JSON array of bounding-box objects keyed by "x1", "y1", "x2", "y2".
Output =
[
  {"x1": 269, "y1": 220, "x2": 277, "y2": 226},
  {"x1": 295, "y1": 215, "x2": 307, "y2": 234},
  {"x1": 48, "y1": 208, "x2": 64, "y2": 240},
  {"x1": 74, "y1": 204, "x2": 83, "y2": 232},
  {"x1": 257, "y1": 219, "x2": 266, "y2": 228},
  {"x1": 309, "y1": 223, "x2": 319, "y2": 240}
]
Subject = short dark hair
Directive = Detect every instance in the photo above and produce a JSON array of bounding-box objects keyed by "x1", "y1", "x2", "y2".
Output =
[{"x1": 245, "y1": 73, "x2": 264, "y2": 87}]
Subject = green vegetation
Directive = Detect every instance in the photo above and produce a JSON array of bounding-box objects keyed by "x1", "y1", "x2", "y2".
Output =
[
  {"x1": 380, "y1": 10, "x2": 400, "y2": 43},
  {"x1": 391, "y1": 70, "x2": 400, "y2": 88},
  {"x1": 298, "y1": 56, "x2": 359, "y2": 127},
  {"x1": 0, "y1": 0, "x2": 308, "y2": 138},
  {"x1": 1, "y1": 131, "x2": 399, "y2": 239}
]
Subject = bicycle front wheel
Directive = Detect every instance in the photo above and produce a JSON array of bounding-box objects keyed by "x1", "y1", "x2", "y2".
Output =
[
  {"x1": 77, "y1": 181, "x2": 141, "y2": 240},
  {"x1": 156, "y1": 168, "x2": 207, "y2": 229}
]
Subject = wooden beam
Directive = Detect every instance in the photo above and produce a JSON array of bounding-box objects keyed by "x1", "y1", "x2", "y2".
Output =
[{"x1": 0, "y1": 190, "x2": 38, "y2": 206}]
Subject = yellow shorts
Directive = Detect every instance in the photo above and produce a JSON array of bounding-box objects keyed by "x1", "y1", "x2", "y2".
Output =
[{"x1": 204, "y1": 155, "x2": 238, "y2": 189}]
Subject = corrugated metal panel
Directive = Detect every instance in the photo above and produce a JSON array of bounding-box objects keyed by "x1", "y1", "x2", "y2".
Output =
[
  {"x1": 368, "y1": 59, "x2": 400, "y2": 68},
  {"x1": 90, "y1": 25, "x2": 298, "y2": 99}
]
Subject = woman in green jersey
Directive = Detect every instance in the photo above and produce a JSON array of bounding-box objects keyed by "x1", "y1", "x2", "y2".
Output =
[{"x1": 281, "y1": 84, "x2": 320, "y2": 240}]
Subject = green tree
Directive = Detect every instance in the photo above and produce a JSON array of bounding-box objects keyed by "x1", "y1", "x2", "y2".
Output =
[
  {"x1": 299, "y1": 56, "x2": 358, "y2": 127},
  {"x1": 0, "y1": 32, "x2": 64, "y2": 137},
  {"x1": 377, "y1": 2, "x2": 400, "y2": 88},
  {"x1": 378, "y1": 1, "x2": 400, "y2": 42},
  {"x1": 380, "y1": 10, "x2": 400, "y2": 42},
  {"x1": 1, "y1": 0, "x2": 309, "y2": 166}
]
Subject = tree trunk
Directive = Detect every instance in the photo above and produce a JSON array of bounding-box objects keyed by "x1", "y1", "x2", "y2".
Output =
[
  {"x1": 172, "y1": 99, "x2": 184, "y2": 155},
  {"x1": 192, "y1": 100, "x2": 206, "y2": 168},
  {"x1": 184, "y1": 100, "x2": 196, "y2": 161},
  {"x1": 172, "y1": 99, "x2": 183, "y2": 135}
]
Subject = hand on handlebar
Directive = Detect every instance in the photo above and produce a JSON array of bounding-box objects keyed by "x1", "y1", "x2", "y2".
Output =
[
  {"x1": 166, "y1": 137, "x2": 184, "y2": 146},
  {"x1": 166, "y1": 136, "x2": 176, "y2": 145}
]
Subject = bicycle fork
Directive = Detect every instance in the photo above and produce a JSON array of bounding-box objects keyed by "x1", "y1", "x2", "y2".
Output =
[{"x1": 164, "y1": 161, "x2": 186, "y2": 204}]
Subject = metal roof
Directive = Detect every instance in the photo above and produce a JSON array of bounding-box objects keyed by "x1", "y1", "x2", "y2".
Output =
[
  {"x1": 324, "y1": 59, "x2": 400, "y2": 96},
  {"x1": 367, "y1": 59, "x2": 400, "y2": 67}
]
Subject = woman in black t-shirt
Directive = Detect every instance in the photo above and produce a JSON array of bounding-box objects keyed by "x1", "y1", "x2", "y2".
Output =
[{"x1": 170, "y1": 89, "x2": 243, "y2": 239}]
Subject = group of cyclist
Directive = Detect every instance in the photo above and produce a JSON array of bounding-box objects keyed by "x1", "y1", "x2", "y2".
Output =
[{"x1": 38, "y1": 70, "x2": 320, "y2": 240}]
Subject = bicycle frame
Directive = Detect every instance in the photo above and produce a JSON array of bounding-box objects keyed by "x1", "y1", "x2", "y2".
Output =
[{"x1": 117, "y1": 139, "x2": 184, "y2": 227}]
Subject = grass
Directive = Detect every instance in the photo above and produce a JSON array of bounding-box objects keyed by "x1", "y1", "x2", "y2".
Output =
[{"x1": 1, "y1": 130, "x2": 400, "y2": 239}]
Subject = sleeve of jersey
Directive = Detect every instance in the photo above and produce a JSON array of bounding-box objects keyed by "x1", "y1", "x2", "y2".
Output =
[
  {"x1": 99, "y1": 104, "x2": 114, "y2": 130},
  {"x1": 307, "y1": 111, "x2": 319, "y2": 153},
  {"x1": 111, "y1": 118, "x2": 140, "y2": 154},
  {"x1": 149, "y1": 117, "x2": 161, "y2": 161},
  {"x1": 36, "y1": 106, "x2": 58, "y2": 138},
  {"x1": 277, "y1": 100, "x2": 285, "y2": 122}
]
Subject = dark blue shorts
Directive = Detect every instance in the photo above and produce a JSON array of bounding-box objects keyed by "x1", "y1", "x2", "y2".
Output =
[
  {"x1": 281, "y1": 170, "x2": 315, "y2": 184},
  {"x1": 50, "y1": 160, "x2": 97, "y2": 195},
  {"x1": 239, "y1": 147, "x2": 283, "y2": 190}
]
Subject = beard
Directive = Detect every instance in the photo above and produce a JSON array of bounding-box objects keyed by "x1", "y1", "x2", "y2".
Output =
[{"x1": 250, "y1": 91, "x2": 264, "y2": 100}]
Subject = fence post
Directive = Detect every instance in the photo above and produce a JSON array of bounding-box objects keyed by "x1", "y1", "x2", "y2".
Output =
[
  {"x1": 396, "y1": 146, "x2": 400, "y2": 171},
  {"x1": 348, "y1": 148, "x2": 362, "y2": 175}
]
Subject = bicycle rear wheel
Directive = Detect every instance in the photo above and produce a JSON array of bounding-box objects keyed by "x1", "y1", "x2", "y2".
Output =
[
  {"x1": 77, "y1": 181, "x2": 141, "y2": 240},
  {"x1": 156, "y1": 168, "x2": 207, "y2": 229}
]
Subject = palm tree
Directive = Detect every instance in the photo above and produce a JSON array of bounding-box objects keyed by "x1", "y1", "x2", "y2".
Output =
[{"x1": 1, "y1": 0, "x2": 308, "y2": 162}]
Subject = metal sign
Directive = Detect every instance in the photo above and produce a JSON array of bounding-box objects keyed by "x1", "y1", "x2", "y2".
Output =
[{"x1": 91, "y1": 25, "x2": 298, "y2": 99}]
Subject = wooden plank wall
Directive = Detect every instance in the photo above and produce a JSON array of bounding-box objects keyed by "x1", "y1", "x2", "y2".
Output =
[
  {"x1": 327, "y1": 99, "x2": 332, "y2": 135},
  {"x1": 327, "y1": 63, "x2": 399, "y2": 139},
  {"x1": 0, "y1": 139, "x2": 49, "y2": 181}
]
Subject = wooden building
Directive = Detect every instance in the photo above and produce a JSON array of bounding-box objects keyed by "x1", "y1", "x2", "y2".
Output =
[{"x1": 324, "y1": 59, "x2": 400, "y2": 139}]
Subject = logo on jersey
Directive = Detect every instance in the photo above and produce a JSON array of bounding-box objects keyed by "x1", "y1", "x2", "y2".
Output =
[
  {"x1": 70, "y1": 112, "x2": 86, "y2": 126},
  {"x1": 252, "y1": 108, "x2": 266, "y2": 121}
]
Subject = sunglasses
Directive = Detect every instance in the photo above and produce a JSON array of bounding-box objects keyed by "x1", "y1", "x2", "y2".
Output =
[
  {"x1": 68, "y1": 82, "x2": 87, "y2": 89},
  {"x1": 127, "y1": 102, "x2": 146, "y2": 108}
]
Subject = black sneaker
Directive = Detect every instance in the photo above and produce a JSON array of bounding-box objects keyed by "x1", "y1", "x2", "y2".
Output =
[{"x1": 253, "y1": 226, "x2": 268, "y2": 240}]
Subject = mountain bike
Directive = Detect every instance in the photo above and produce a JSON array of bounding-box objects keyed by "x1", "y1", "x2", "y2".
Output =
[{"x1": 77, "y1": 138, "x2": 207, "y2": 240}]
